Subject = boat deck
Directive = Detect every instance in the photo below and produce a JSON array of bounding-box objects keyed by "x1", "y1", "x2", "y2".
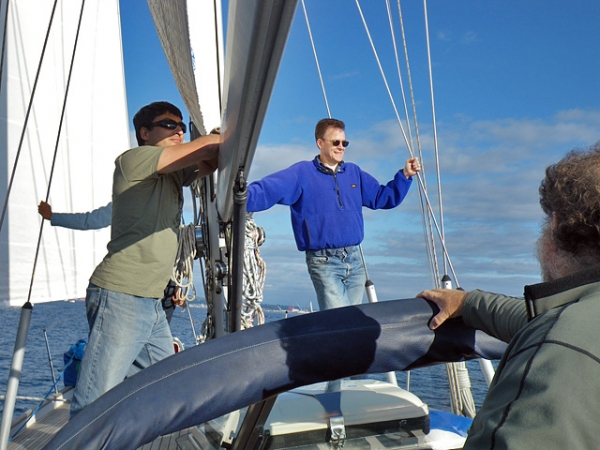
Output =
[{"x1": 8, "y1": 399, "x2": 190, "y2": 450}]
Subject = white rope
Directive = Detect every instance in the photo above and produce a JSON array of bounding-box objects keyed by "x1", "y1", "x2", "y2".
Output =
[
  {"x1": 172, "y1": 223, "x2": 197, "y2": 303},
  {"x1": 300, "y1": 0, "x2": 331, "y2": 118},
  {"x1": 446, "y1": 361, "x2": 476, "y2": 418},
  {"x1": 241, "y1": 216, "x2": 266, "y2": 329},
  {"x1": 422, "y1": 0, "x2": 448, "y2": 277}
]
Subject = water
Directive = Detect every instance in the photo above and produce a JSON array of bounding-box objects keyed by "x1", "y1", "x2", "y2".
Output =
[{"x1": 0, "y1": 301, "x2": 492, "y2": 420}]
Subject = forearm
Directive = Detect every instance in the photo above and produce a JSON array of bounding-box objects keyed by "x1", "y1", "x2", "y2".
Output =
[
  {"x1": 158, "y1": 135, "x2": 219, "y2": 174},
  {"x1": 195, "y1": 156, "x2": 218, "y2": 178},
  {"x1": 51, "y1": 213, "x2": 97, "y2": 230},
  {"x1": 462, "y1": 290, "x2": 529, "y2": 343},
  {"x1": 50, "y1": 203, "x2": 111, "y2": 230}
]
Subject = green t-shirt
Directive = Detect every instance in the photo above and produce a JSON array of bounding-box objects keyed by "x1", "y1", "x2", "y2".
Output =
[{"x1": 90, "y1": 146, "x2": 197, "y2": 298}]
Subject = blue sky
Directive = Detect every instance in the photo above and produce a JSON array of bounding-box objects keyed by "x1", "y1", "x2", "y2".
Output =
[{"x1": 120, "y1": 1, "x2": 600, "y2": 307}]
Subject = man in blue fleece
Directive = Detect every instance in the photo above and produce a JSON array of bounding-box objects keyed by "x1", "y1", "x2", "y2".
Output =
[{"x1": 246, "y1": 118, "x2": 420, "y2": 311}]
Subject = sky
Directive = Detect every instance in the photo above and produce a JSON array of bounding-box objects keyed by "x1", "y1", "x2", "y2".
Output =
[{"x1": 119, "y1": 0, "x2": 600, "y2": 308}]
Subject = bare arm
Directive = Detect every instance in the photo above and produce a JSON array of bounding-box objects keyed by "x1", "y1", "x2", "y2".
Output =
[
  {"x1": 195, "y1": 156, "x2": 219, "y2": 178},
  {"x1": 157, "y1": 134, "x2": 220, "y2": 174}
]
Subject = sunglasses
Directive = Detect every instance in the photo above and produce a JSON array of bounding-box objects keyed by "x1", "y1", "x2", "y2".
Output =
[
  {"x1": 149, "y1": 119, "x2": 187, "y2": 133},
  {"x1": 326, "y1": 139, "x2": 349, "y2": 148}
]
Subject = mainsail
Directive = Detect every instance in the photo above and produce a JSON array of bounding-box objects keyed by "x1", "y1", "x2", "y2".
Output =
[
  {"x1": 147, "y1": 0, "x2": 224, "y2": 135},
  {"x1": 0, "y1": 0, "x2": 129, "y2": 306}
]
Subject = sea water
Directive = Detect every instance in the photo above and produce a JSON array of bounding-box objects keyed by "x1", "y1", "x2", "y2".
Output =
[{"x1": 0, "y1": 300, "x2": 492, "y2": 420}]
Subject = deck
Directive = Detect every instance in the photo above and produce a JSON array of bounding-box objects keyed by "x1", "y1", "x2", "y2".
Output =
[{"x1": 7, "y1": 398, "x2": 192, "y2": 450}]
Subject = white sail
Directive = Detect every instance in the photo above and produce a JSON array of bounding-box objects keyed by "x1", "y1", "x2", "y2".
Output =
[
  {"x1": 0, "y1": 0, "x2": 129, "y2": 306},
  {"x1": 147, "y1": 0, "x2": 224, "y2": 134}
]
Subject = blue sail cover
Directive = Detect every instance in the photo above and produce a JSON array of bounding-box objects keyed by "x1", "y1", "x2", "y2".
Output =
[{"x1": 44, "y1": 298, "x2": 507, "y2": 450}]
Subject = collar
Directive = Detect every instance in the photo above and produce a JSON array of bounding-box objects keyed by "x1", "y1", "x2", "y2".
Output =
[
  {"x1": 524, "y1": 264, "x2": 600, "y2": 320},
  {"x1": 313, "y1": 155, "x2": 345, "y2": 174}
]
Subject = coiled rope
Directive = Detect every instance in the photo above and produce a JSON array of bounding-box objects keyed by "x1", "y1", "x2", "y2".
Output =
[
  {"x1": 172, "y1": 223, "x2": 197, "y2": 303},
  {"x1": 241, "y1": 216, "x2": 266, "y2": 329}
]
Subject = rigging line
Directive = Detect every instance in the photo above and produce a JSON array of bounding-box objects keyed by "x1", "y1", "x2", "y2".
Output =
[
  {"x1": 354, "y1": 0, "x2": 413, "y2": 155},
  {"x1": 423, "y1": 0, "x2": 448, "y2": 275},
  {"x1": 27, "y1": 0, "x2": 88, "y2": 304},
  {"x1": 397, "y1": 0, "x2": 424, "y2": 167},
  {"x1": 0, "y1": 0, "x2": 60, "y2": 233},
  {"x1": 388, "y1": 0, "x2": 441, "y2": 287},
  {"x1": 300, "y1": 0, "x2": 331, "y2": 118},
  {"x1": 0, "y1": 0, "x2": 11, "y2": 97},
  {"x1": 396, "y1": 0, "x2": 441, "y2": 288},
  {"x1": 354, "y1": 0, "x2": 458, "y2": 285},
  {"x1": 414, "y1": 176, "x2": 460, "y2": 286},
  {"x1": 385, "y1": 0, "x2": 414, "y2": 155}
]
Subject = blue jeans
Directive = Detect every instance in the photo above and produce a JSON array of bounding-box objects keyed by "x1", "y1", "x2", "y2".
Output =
[
  {"x1": 306, "y1": 245, "x2": 366, "y2": 311},
  {"x1": 70, "y1": 284, "x2": 174, "y2": 417}
]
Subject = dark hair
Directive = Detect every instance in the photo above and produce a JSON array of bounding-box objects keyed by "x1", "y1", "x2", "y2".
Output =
[
  {"x1": 539, "y1": 141, "x2": 600, "y2": 260},
  {"x1": 314, "y1": 118, "x2": 345, "y2": 142},
  {"x1": 132, "y1": 101, "x2": 183, "y2": 146}
]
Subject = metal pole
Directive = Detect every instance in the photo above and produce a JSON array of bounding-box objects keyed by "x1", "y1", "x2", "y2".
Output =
[
  {"x1": 230, "y1": 170, "x2": 247, "y2": 333},
  {"x1": 0, "y1": 302, "x2": 33, "y2": 450},
  {"x1": 185, "y1": 302, "x2": 199, "y2": 344},
  {"x1": 42, "y1": 329, "x2": 58, "y2": 395}
]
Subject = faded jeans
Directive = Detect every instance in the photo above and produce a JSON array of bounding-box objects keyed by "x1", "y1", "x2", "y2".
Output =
[
  {"x1": 70, "y1": 283, "x2": 174, "y2": 417},
  {"x1": 306, "y1": 245, "x2": 366, "y2": 311}
]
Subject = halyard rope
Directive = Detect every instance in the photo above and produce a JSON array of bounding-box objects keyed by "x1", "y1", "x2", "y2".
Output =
[{"x1": 172, "y1": 224, "x2": 197, "y2": 302}]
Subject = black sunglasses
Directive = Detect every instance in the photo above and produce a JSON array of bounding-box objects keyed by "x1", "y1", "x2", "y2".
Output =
[
  {"x1": 326, "y1": 139, "x2": 349, "y2": 148},
  {"x1": 149, "y1": 119, "x2": 187, "y2": 134}
]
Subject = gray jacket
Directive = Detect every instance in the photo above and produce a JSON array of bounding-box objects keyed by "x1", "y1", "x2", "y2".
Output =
[{"x1": 462, "y1": 265, "x2": 600, "y2": 449}]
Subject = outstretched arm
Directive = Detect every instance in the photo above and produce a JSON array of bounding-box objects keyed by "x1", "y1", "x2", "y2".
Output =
[{"x1": 39, "y1": 202, "x2": 113, "y2": 230}]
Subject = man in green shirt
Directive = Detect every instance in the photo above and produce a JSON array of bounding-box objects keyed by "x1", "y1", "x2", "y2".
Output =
[{"x1": 70, "y1": 101, "x2": 219, "y2": 417}]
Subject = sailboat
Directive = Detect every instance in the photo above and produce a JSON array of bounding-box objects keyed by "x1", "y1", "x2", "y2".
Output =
[{"x1": 0, "y1": 0, "x2": 515, "y2": 448}]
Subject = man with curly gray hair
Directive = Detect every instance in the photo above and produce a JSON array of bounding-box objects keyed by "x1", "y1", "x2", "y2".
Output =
[{"x1": 418, "y1": 141, "x2": 600, "y2": 448}]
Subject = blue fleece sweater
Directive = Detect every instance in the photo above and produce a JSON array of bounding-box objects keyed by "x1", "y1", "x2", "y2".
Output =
[{"x1": 246, "y1": 156, "x2": 413, "y2": 251}]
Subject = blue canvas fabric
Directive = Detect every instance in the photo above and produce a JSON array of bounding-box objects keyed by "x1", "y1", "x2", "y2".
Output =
[{"x1": 46, "y1": 297, "x2": 506, "y2": 450}]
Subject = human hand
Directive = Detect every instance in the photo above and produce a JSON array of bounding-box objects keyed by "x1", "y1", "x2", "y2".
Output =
[
  {"x1": 38, "y1": 201, "x2": 52, "y2": 220},
  {"x1": 172, "y1": 286, "x2": 186, "y2": 307},
  {"x1": 416, "y1": 288, "x2": 468, "y2": 330},
  {"x1": 403, "y1": 157, "x2": 421, "y2": 178}
]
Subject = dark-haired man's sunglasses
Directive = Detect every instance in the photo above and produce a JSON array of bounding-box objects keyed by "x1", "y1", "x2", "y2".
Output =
[
  {"x1": 326, "y1": 139, "x2": 349, "y2": 147},
  {"x1": 149, "y1": 119, "x2": 187, "y2": 134}
]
